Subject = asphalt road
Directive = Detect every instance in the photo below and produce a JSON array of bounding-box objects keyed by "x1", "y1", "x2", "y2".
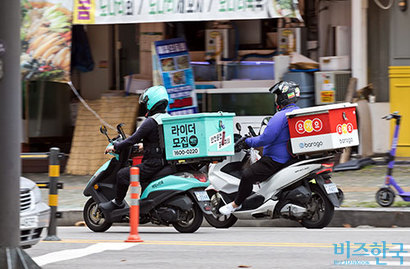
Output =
[{"x1": 25, "y1": 226, "x2": 410, "y2": 269}]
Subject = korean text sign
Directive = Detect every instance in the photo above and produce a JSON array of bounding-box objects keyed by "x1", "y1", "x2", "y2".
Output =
[{"x1": 73, "y1": 0, "x2": 302, "y2": 25}]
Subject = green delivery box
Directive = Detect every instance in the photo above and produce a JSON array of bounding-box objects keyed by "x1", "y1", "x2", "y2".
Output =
[{"x1": 161, "y1": 112, "x2": 235, "y2": 162}]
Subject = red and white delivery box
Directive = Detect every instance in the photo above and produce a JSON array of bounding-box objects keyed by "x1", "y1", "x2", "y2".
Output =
[{"x1": 286, "y1": 103, "x2": 359, "y2": 154}]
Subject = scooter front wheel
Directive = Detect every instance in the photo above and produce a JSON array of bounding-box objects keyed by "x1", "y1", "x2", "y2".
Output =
[
  {"x1": 204, "y1": 192, "x2": 237, "y2": 228},
  {"x1": 376, "y1": 187, "x2": 395, "y2": 207},
  {"x1": 83, "y1": 198, "x2": 113, "y2": 232}
]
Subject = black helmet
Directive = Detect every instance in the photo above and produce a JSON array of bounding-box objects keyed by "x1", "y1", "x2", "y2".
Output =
[{"x1": 269, "y1": 81, "x2": 301, "y2": 109}]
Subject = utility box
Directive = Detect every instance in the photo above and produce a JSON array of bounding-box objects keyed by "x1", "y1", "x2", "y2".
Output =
[
  {"x1": 286, "y1": 103, "x2": 359, "y2": 155},
  {"x1": 205, "y1": 29, "x2": 235, "y2": 61},
  {"x1": 315, "y1": 71, "x2": 351, "y2": 105},
  {"x1": 161, "y1": 112, "x2": 235, "y2": 163}
]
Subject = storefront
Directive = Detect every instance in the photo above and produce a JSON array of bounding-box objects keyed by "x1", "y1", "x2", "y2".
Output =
[{"x1": 21, "y1": 0, "x2": 308, "y2": 173}]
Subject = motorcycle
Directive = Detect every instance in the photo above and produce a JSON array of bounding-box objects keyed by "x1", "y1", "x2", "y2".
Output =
[
  {"x1": 83, "y1": 124, "x2": 212, "y2": 233},
  {"x1": 204, "y1": 119, "x2": 343, "y2": 229}
]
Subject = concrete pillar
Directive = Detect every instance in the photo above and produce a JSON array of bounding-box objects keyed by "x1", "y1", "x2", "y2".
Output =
[
  {"x1": 352, "y1": 0, "x2": 368, "y2": 89},
  {"x1": 0, "y1": 0, "x2": 40, "y2": 267}
]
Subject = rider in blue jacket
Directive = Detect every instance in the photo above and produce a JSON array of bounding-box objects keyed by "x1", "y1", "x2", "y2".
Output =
[{"x1": 219, "y1": 81, "x2": 301, "y2": 215}]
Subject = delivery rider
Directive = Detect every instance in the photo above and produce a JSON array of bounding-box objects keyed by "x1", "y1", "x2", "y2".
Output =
[
  {"x1": 99, "y1": 85, "x2": 170, "y2": 211},
  {"x1": 219, "y1": 81, "x2": 301, "y2": 215}
]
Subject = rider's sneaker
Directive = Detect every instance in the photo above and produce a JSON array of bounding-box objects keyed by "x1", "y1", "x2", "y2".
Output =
[
  {"x1": 99, "y1": 199, "x2": 125, "y2": 211},
  {"x1": 219, "y1": 203, "x2": 242, "y2": 215}
]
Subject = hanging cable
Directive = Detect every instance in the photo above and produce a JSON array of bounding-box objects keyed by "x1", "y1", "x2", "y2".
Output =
[
  {"x1": 373, "y1": 0, "x2": 394, "y2": 9},
  {"x1": 67, "y1": 81, "x2": 116, "y2": 131}
]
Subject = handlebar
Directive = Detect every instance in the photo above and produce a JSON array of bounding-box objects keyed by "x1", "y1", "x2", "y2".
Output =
[{"x1": 382, "y1": 112, "x2": 401, "y2": 120}]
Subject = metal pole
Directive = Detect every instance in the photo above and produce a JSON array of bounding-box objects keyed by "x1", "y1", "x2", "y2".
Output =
[
  {"x1": 44, "y1": 147, "x2": 61, "y2": 241},
  {"x1": 0, "y1": 0, "x2": 40, "y2": 267}
]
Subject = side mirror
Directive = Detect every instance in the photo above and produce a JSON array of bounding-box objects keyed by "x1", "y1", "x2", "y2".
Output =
[
  {"x1": 117, "y1": 123, "x2": 126, "y2": 139},
  {"x1": 100, "y1": 125, "x2": 108, "y2": 135},
  {"x1": 100, "y1": 125, "x2": 112, "y2": 142},
  {"x1": 262, "y1": 117, "x2": 271, "y2": 126},
  {"x1": 235, "y1": 122, "x2": 242, "y2": 133},
  {"x1": 248, "y1": 126, "x2": 257, "y2": 137},
  {"x1": 259, "y1": 117, "x2": 271, "y2": 135}
]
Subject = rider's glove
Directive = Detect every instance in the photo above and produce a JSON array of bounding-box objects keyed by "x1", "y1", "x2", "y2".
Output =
[{"x1": 235, "y1": 136, "x2": 250, "y2": 152}]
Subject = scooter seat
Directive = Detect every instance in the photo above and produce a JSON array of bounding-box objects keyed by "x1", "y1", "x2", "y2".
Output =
[{"x1": 152, "y1": 165, "x2": 177, "y2": 181}]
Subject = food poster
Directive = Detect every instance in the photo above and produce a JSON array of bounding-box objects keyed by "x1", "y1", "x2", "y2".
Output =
[
  {"x1": 154, "y1": 38, "x2": 198, "y2": 115},
  {"x1": 269, "y1": 0, "x2": 303, "y2": 21},
  {"x1": 21, "y1": 0, "x2": 72, "y2": 82}
]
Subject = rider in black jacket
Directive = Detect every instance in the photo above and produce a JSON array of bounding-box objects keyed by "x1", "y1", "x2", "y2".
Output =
[{"x1": 99, "y1": 85, "x2": 170, "y2": 211}]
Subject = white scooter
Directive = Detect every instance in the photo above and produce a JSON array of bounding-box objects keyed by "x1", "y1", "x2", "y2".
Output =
[{"x1": 204, "y1": 119, "x2": 343, "y2": 229}]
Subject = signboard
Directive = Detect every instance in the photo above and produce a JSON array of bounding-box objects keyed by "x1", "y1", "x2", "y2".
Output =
[
  {"x1": 73, "y1": 0, "x2": 302, "y2": 25},
  {"x1": 21, "y1": 0, "x2": 72, "y2": 82},
  {"x1": 154, "y1": 38, "x2": 198, "y2": 115},
  {"x1": 162, "y1": 113, "x2": 235, "y2": 161}
]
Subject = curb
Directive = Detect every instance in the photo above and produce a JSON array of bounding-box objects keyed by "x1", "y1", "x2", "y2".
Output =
[{"x1": 57, "y1": 208, "x2": 410, "y2": 228}]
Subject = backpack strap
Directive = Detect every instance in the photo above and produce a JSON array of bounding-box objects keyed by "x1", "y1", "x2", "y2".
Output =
[
  {"x1": 150, "y1": 113, "x2": 170, "y2": 125},
  {"x1": 287, "y1": 139, "x2": 297, "y2": 159}
]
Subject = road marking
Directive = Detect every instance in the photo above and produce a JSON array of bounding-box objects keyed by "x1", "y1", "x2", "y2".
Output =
[
  {"x1": 368, "y1": 261, "x2": 410, "y2": 266},
  {"x1": 41, "y1": 239, "x2": 399, "y2": 249},
  {"x1": 391, "y1": 245, "x2": 410, "y2": 249},
  {"x1": 41, "y1": 239, "x2": 332, "y2": 248},
  {"x1": 33, "y1": 243, "x2": 139, "y2": 266}
]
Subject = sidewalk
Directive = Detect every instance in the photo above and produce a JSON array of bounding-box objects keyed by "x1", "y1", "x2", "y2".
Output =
[{"x1": 22, "y1": 164, "x2": 410, "y2": 227}]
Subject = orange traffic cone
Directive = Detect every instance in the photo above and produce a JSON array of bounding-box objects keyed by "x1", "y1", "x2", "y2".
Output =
[{"x1": 125, "y1": 167, "x2": 143, "y2": 242}]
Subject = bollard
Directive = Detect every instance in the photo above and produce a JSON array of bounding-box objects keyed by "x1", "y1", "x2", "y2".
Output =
[
  {"x1": 44, "y1": 147, "x2": 61, "y2": 241},
  {"x1": 125, "y1": 167, "x2": 143, "y2": 242}
]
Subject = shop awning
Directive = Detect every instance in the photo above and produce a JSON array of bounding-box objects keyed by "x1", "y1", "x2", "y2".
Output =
[{"x1": 73, "y1": 0, "x2": 302, "y2": 25}]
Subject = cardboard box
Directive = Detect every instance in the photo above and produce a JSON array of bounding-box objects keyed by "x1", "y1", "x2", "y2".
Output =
[
  {"x1": 286, "y1": 103, "x2": 359, "y2": 155},
  {"x1": 319, "y1": 56, "x2": 350, "y2": 71},
  {"x1": 161, "y1": 112, "x2": 235, "y2": 162},
  {"x1": 123, "y1": 75, "x2": 152, "y2": 94}
]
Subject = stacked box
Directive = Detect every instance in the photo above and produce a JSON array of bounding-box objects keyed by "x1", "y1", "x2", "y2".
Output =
[
  {"x1": 286, "y1": 103, "x2": 359, "y2": 155},
  {"x1": 161, "y1": 112, "x2": 235, "y2": 163}
]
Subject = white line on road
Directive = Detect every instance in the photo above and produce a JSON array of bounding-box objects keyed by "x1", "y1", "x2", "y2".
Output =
[
  {"x1": 33, "y1": 243, "x2": 139, "y2": 266},
  {"x1": 391, "y1": 245, "x2": 410, "y2": 249},
  {"x1": 368, "y1": 261, "x2": 410, "y2": 266}
]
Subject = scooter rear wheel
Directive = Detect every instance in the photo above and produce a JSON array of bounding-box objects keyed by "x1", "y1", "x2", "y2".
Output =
[
  {"x1": 301, "y1": 185, "x2": 334, "y2": 229},
  {"x1": 83, "y1": 198, "x2": 113, "y2": 232},
  {"x1": 376, "y1": 187, "x2": 395, "y2": 207},
  {"x1": 172, "y1": 202, "x2": 203, "y2": 233}
]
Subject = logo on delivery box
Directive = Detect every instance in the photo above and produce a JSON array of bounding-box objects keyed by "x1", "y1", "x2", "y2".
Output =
[
  {"x1": 295, "y1": 118, "x2": 323, "y2": 134},
  {"x1": 336, "y1": 123, "x2": 353, "y2": 135}
]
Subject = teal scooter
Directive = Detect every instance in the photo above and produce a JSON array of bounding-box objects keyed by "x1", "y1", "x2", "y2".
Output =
[{"x1": 83, "y1": 124, "x2": 212, "y2": 233}]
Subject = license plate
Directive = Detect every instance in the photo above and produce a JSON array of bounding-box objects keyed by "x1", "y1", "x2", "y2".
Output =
[
  {"x1": 324, "y1": 183, "x2": 339, "y2": 194},
  {"x1": 20, "y1": 216, "x2": 39, "y2": 229},
  {"x1": 194, "y1": 191, "x2": 210, "y2": 201}
]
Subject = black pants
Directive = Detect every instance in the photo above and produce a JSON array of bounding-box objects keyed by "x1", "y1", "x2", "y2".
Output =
[
  {"x1": 115, "y1": 160, "x2": 163, "y2": 202},
  {"x1": 234, "y1": 156, "x2": 285, "y2": 206}
]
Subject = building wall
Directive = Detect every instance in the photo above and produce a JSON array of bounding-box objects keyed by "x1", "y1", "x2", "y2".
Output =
[
  {"x1": 368, "y1": 0, "x2": 390, "y2": 102},
  {"x1": 390, "y1": 3, "x2": 410, "y2": 66},
  {"x1": 318, "y1": 0, "x2": 351, "y2": 58},
  {"x1": 79, "y1": 25, "x2": 113, "y2": 100}
]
